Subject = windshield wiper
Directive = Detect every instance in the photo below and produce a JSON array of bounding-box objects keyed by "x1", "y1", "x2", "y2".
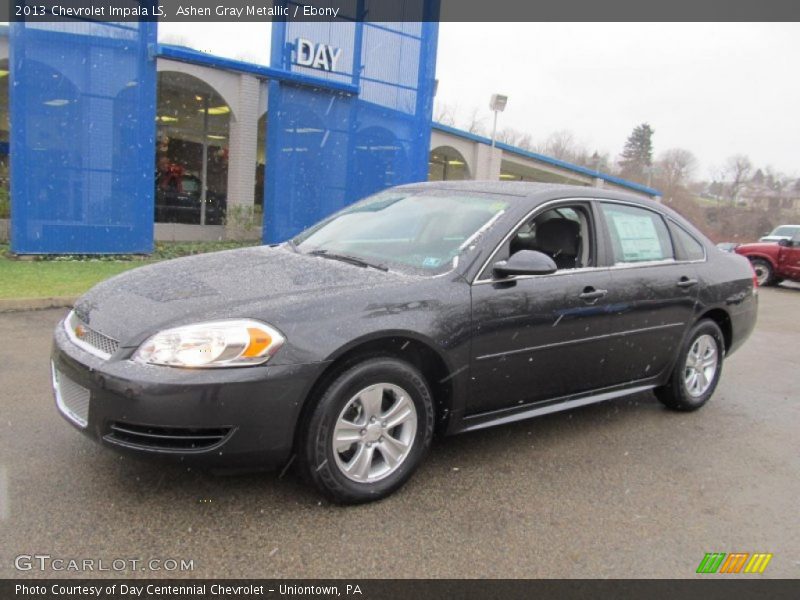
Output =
[{"x1": 308, "y1": 249, "x2": 389, "y2": 272}]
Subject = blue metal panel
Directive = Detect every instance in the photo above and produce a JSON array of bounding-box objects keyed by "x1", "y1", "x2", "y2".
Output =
[
  {"x1": 264, "y1": 3, "x2": 439, "y2": 243},
  {"x1": 10, "y1": 21, "x2": 157, "y2": 254}
]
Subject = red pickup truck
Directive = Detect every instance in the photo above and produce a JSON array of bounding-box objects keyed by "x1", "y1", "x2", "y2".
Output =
[{"x1": 735, "y1": 234, "x2": 800, "y2": 286}]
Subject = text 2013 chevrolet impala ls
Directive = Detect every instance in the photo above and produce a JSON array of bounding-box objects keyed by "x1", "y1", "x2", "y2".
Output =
[{"x1": 52, "y1": 182, "x2": 757, "y2": 503}]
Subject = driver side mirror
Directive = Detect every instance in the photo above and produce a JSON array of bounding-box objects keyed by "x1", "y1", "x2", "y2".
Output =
[
  {"x1": 493, "y1": 250, "x2": 557, "y2": 278},
  {"x1": 778, "y1": 238, "x2": 790, "y2": 247}
]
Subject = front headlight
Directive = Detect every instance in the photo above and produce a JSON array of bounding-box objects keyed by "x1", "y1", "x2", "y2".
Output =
[{"x1": 132, "y1": 319, "x2": 285, "y2": 368}]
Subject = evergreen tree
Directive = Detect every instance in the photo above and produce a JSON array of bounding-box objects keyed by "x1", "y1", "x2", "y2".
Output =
[{"x1": 619, "y1": 123, "x2": 655, "y2": 183}]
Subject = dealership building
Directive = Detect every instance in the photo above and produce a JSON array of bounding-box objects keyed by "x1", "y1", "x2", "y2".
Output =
[{"x1": 0, "y1": 17, "x2": 658, "y2": 253}]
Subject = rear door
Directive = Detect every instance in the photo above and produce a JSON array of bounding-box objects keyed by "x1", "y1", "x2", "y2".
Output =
[{"x1": 596, "y1": 201, "x2": 700, "y2": 385}]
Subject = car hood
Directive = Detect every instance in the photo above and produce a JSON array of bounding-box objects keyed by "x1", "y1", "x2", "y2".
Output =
[
  {"x1": 735, "y1": 241, "x2": 779, "y2": 255},
  {"x1": 72, "y1": 245, "x2": 408, "y2": 345}
]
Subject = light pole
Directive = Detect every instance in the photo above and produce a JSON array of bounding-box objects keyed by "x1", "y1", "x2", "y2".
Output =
[{"x1": 489, "y1": 94, "x2": 508, "y2": 148}]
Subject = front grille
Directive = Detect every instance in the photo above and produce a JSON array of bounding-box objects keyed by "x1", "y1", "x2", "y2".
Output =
[
  {"x1": 66, "y1": 311, "x2": 120, "y2": 358},
  {"x1": 106, "y1": 422, "x2": 232, "y2": 451},
  {"x1": 52, "y1": 364, "x2": 90, "y2": 428}
]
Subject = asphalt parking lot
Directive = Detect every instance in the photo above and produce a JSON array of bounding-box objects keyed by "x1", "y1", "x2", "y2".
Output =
[{"x1": 1, "y1": 285, "x2": 798, "y2": 579}]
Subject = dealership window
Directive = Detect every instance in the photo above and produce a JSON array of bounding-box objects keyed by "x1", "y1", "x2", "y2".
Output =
[
  {"x1": 601, "y1": 203, "x2": 674, "y2": 264},
  {"x1": 255, "y1": 112, "x2": 267, "y2": 212},
  {"x1": 156, "y1": 71, "x2": 230, "y2": 225},
  {"x1": 429, "y1": 146, "x2": 470, "y2": 181}
]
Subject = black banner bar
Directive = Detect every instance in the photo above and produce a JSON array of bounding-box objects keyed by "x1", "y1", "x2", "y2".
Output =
[
  {"x1": 2, "y1": 579, "x2": 800, "y2": 600},
  {"x1": 2, "y1": 0, "x2": 800, "y2": 23}
]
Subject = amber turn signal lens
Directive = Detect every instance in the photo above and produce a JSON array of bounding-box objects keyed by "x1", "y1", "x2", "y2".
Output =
[{"x1": 243, "y1": 328, "x2": 273, "y2": 358}]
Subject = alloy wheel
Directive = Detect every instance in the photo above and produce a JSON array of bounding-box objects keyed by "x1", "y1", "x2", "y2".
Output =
[
  {"x1": 332, "y1": 383, "x2": 418, "y2": 483},
  {"x1": 683, "y1": 334, "x2": 719, "y2": 397}
]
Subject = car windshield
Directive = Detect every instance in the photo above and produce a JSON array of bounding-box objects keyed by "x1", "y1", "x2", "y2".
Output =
[
  {"x1": 770, "y1": 225, "x2": 800, "y2": 237},
  {"x1": 293, "y1": 192, "x2": 509, "y2": 274}
]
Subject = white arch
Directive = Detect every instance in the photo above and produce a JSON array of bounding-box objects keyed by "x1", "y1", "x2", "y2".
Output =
[
  {"x1": 430, "y1": 129, "x2": 477, "y2": 178},
  {"x1": 430, "y1": 145, "x2": 473, "y2": 180},
  {"x1": 156, "y1": 58, "x2": 241, "y2": 121}
]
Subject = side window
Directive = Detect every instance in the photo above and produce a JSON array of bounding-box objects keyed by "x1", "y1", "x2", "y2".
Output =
[
  {"x1": 600, "y1": 203, "x2": 673, "y2": 264},
  {"x1": 670, "y1": 223, "x2": 706, "y2": 261},
  {"x1": 496, "y1": 204, "x2": 594, "y2": 273}
]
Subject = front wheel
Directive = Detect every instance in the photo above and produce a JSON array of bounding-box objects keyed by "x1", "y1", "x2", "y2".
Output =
[
  {"x1": 750, "y1": 258, "x2": 776, "y2": 286},
  {"x1": 301, "y1": 357, "x2": 435, "y2": 504},
  {"x1": 656, "y1": 320, "x2": 725, "y2": 412}
]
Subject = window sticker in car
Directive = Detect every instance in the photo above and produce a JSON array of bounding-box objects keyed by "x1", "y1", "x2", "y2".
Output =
[
  {"x1": 607, "y1": 210, "x2": 664, "y2": 261},
  {"x1": 422, "y1": 257, "x2": 442, "y2": 268}
]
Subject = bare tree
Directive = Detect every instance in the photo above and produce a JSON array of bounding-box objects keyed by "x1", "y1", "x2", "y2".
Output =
[
  {"x1": 763, "y1": 166, "x2": 789, "y2": 192},
  {"x1": 464, "y1": 107, "x2": 486, "y2": 135},
  {"x1": 656, "y1": 148, "x2": 698, "y2": 200},
  {"x1": 542, "y1": 130, "x2": 577, "y2": 161},
  {"x1": 494, "y1": 127, "x2": 529, "y2": 147},
  {"x1": 433, "y1": 101, "x2": 456, "y2": 126},
  {"x1": 723, "y1": 154, "x2": 753, "y2": 205}
]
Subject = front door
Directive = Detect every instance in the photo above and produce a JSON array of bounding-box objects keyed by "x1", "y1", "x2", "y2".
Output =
[
  {"x1": 468, "y1": 202, "x2": 615, "y2": 415},
  {"x1": 469, "y1": 270, "x2": 615, "y2": 414}
]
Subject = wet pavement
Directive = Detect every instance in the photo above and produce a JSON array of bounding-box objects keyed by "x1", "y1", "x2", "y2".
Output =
[{"x1": 1, "y1": 284, "x2": 798, "y2": 578}]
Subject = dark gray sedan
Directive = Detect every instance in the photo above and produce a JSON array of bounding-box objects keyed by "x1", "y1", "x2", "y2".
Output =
[{"x1": 52, "y1": 182, "x2": 758, "y2": 503}]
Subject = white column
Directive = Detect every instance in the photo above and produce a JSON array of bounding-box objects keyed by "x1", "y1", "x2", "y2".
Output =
[
  {"x1": 225, "y1": 74, "x2": 261, "y2": 239},
  {"x1": 474, "y1": 144, "x2": 502, "y2": 180}
]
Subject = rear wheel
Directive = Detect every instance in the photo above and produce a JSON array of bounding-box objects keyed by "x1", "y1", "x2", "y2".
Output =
[
  {"x1": 656, "y1": 320, "x2": 724, "y2": 412},
  {"x1": 750, "y1": 258, "x2": 776, "y2": 286},
  {"x1": 301, "y1": 357, "x2": 434, "y2": 503}
]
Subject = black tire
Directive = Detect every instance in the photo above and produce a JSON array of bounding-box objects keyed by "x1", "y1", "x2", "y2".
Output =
[
  {"x1": 750, "y1": 258, "x2": 776, "y2": 286},
  {"x1": 300, "y1": 357, "x2": 435, "y2": 504},
  {"x1": 656, "y1": 319, "x2": 725, "y2": 412}
]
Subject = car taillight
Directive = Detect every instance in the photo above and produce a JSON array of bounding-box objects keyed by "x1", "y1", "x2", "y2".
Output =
[{"x1": 750, "y1": 265, "x2": 759, "y2": 293}]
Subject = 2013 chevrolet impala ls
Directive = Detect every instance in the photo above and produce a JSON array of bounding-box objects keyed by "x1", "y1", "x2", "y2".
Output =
[{"x1": 52, "y1": 182, "x2": 758, "y2": 503}]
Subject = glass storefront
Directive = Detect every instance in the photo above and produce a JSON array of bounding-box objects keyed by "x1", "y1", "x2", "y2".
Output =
[
  {"x1": 156, "y1": 71, "x2": 230, "y2": 225},
  {"x1": 429, "y1": 146, "x2": 470, "y2": 181},
  {"x1": 255, "y1": 112, "x2": 267, "y2": 213}
]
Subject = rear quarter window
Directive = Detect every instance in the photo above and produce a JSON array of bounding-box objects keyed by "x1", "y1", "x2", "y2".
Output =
[{"x1": 669, "y1": 223, "x2": 706, "y2": 261}]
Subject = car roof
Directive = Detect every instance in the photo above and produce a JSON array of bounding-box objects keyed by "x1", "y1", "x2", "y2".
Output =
[
  {"x1": 394, "y1": 180, "x2": 713, "y2": 244},
  {"x1": 396, "y1": 180, "x2": 662, "y2": 208}
]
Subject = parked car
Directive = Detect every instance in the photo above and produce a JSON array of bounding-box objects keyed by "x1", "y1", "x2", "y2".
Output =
[
  {"x1": 759, "y1": 224, "x2": 800, "y2": 243},
  {"x1": 735, "y1": 232, "x2": 800, "y2": 286},
  {"x1": 155, "y1": 173, "x2": 226, "y2": 225},
  {"x1": 716, "y1": 242, "x2": 739, "y2": 253},
  {"x1": 52, "y1": 182, "x2": 758, "y2": 503}
]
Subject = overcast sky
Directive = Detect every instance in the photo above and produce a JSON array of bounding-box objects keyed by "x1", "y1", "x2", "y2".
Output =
[{"x1": 158, "y1": 22, "x2": 800, "y2": 177}]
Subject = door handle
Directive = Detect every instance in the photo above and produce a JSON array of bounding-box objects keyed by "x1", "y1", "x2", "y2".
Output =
[
  {"x1": 677, "y1": 277, "x2": 699, "y2": 288},
  {"x1": 579, "y1": 287, "x2": 608, "y2": 301}
]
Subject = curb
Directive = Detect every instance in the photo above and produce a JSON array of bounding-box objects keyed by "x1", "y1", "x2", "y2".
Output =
[{"x1": 0, "y1": 297, "x2": 76, "y2": 313}]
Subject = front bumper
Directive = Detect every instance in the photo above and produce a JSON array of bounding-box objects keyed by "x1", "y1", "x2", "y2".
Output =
[{"x1": 51, "y1": 319, "x2": 328, "y2": 470}]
